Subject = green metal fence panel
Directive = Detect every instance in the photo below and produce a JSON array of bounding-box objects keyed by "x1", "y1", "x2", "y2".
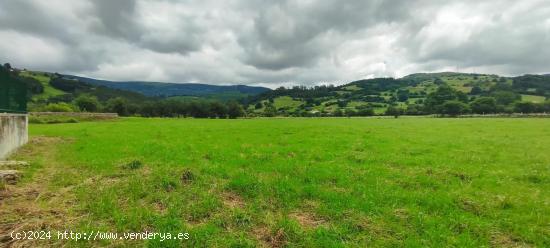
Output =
[{"x1": 0, "y1": 69, "x2": 27, "y2": 113}]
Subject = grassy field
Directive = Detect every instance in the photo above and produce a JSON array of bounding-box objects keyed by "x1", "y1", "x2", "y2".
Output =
[
  {"x1": 521, "y1": 94, "x2": 547, "y2": 103},
  {"x1": 3, "y1": 118, "x2": 550, "y2": 247}
]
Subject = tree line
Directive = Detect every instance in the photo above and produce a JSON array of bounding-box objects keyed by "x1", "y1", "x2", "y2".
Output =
[{"x1": 38, "y1": 95, "x2": 245, "y2": 118}]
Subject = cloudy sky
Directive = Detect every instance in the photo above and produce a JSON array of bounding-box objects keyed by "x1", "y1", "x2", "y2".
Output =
[{"x1": 1, "y1": 0, "x2": 549, "y2": 87}]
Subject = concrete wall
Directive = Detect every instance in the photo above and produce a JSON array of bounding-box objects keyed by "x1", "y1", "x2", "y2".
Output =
[{"x1": 0, "y1": 113, "x2": 28, "y2": 160}]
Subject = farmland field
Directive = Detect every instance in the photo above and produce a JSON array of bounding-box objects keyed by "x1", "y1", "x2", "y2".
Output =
[{"x1": 3, "y1": 118, "x2": 550, "y2": 247}]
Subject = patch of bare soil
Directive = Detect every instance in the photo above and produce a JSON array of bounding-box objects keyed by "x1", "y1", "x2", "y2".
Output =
[
  {"x1": 222, "y1": 192, "x2": 245, "y2": 209},
  {"x1": 490, "y1": 232, "x2": 532, "y2": 248},
  {"x1": 252, "y1": 226, "x2": 287, "y2": 248},
  {"x1": 289, "y1": 211, "x2": 325, "y2": 228}
]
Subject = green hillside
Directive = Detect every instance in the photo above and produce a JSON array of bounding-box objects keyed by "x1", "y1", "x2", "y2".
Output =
[
  {"x1": 6, "y1": 67, "x2": 247, "y2": 119},
  {"x1": 16, "y1": 70, "x2": 152, "y2": 112},
  {"x1": 246, "y1": 73, "x2": 550, "y2": 116},
  {"x1": 6, "y1": 65, "x2": 550, "y2": 117},
  {"x1": 18, "y1": 71, "x2": 65, "y2": 101}
]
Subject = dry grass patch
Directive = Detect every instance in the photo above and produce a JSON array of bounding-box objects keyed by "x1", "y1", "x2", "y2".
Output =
[
  {"x1": 222, "y1": 192, "x2": 245, "y2": 209},
  {"x1": 490, "y1": 232, "x2": 532, "y2": 248},
  {"x1": 289, "y1": 211, "x2": 325, "y2": 229},
  {"x1": 252, "y1": 226, "x2": 287, "y2": 248},
  {"x1": 0, "y1": 136, "x2": 79, "y2": 247}
]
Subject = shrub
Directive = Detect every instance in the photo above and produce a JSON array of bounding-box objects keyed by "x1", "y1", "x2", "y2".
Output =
[
  {"x1": 123, "y1": 160, "x2": 143, "y2": 170},
  {"x1": 41, "y1": 102, "x2": 77, "y2": 112}
]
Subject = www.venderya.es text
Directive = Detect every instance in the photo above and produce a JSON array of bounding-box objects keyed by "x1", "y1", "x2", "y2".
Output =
[{"x1": 9, "y1": 230, "x2": 190, "y2": 242}]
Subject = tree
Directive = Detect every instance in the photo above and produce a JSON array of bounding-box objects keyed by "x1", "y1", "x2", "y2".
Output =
[
  {"x1": 397, "y1": 89, "x2": 409, "y2": 102},
  {"x1": 514, "y1": 101, "x2": 536, "y2": 113},
  {"x1": 332, "y1": 108, "x2": 343, "y2": 117},
  {"x1": 344, "y1": 109, "x2": 357, "y2": 117},
  {"x1": 385, "y1": 106, "x2": 404, "y2": 118},
  {"x1": 470, "y1": 97, "x2": 497, "y2": 114},
  {"x1": 209, "y1": 101, "x2": 228, "y2": 118},
  {"x1": 105, "y1": 97, "x2": 128, "y2": 116},
  {"x1": 20, "y1": 76, "x2": 44, "y2": 95},
  {"x1": 188, "y1": 101, "x2": 209, "y2": 118},
  {"x1": 405, "y1": 104, "x2": 423, "y2": 115},
  {"x1": 262, "y1": 106, "x2": 276, "y2": 117},
  {"x1": 544, "y1": 101, "x2": 550, "y2": 113},
  {"x1": 226, "y1": 101, "x2": 243, "y2": 119},
  {"x1": 424, "y1": 85, "x2": 465, "y2": 113},
  {"x1": 3, "y1": 63, "x2": 11, "y2": 70},
  {"x1": 337, "y1": 100, "x2": 347, "y2": 107},
  {"x1": 470, "y1": 86, "x2": 482, "y2": 95},
  {"x1": 356, "y1": 107, "x2": 375, "y2": 116},
  {"x1": 440, "y1": 100, "x2": 469, "y2": 116},
  {"x1": 434, "y1": 78, "x2": 445, "y2": 85},
  {"x1": 492, "y1": 91, "x2": 520, "y2": 106},
  {"x1": 254, "y1": 102, "x2": 263, "y2": 109},
  {"x1": 74, "y1": 95, "x2": 100, "y2": 112}
]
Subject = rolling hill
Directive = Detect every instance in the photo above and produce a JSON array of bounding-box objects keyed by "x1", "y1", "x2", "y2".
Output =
[
  {"x1": 245, "y1": 72, "x2": 550, "y2": 116},
  {"x1": 17, "y1": 71, "x2": 153, "y2": 112},
  {"x1": 7, "y1": 65, "x2": 550, "y2": 116},
  {"x1": 62, "y1": 75, "x2": 270, "y2": 99}
]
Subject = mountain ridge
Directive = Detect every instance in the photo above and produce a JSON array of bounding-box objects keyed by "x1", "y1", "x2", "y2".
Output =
[{"x1": 62, "y1": 75, "x2": 270, "y2": 98}]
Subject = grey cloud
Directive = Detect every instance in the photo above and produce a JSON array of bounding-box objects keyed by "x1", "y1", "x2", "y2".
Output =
[
  {"x1": 238, "y1": 0, "x2": 417, "y2": 70},
  {"x1": 91, "y1": 0, "x2": 204, "y2": 55},
  {"x1": 0, "y1": 0, "x2": 549, "y2": 86},
  {"x1": 93, "y1": 0, "x2": 140, "y2": 39}
]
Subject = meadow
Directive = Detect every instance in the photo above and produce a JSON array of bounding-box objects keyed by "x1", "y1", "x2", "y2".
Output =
[{"x1": 3, "y1": 118, "x2": 550, "y2": 247}]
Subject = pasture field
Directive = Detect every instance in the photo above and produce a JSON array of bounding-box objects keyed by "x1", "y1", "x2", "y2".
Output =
[{"x1": 2, "y1": 118, "x2": 550, "y2": 247}]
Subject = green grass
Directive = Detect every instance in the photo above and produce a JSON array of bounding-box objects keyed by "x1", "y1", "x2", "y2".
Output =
[
  {"x1": 521, "y1": 94, "x2": 546, "y2": 103},
  {"x1": 273, "y1": 96, "x2": 303, "y2": 111},
  {"x1": 342, "y1": 85, "x2": 362, "y2": 91},
  {"x1": 19, "y1": 71, "x2": 65, "y2": 100},
  {"x1": 168, "y1": 91, "x2": 251, "y2": 101},
  {"x1": 7, "y1": 118, "x2": 550, "y2": 247}
]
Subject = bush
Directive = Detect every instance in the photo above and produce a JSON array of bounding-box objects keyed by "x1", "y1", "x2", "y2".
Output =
[
  {"x1": 28, "y1": 116, "x2": 45, "y2": 124},
  {"x1": 29, "y1": 115, "x2": 80, "y2": 124},
  {"x1": 123, "y1": 160, "x2": 143, "y2": 170},
  {"x1": 41, "y1": 102, "x2": 77, "y2": 112}
]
